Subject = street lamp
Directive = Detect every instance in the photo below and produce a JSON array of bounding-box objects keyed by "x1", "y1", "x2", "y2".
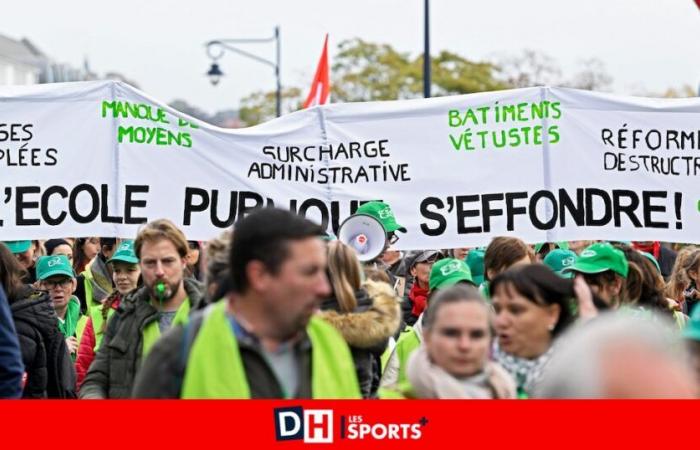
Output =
[
  {"x1": 205, "y1": 26, "x2": 281, "y2": 117},
  {"x1": 424, "y1": 0, "x2": 431, "y2": 98}
]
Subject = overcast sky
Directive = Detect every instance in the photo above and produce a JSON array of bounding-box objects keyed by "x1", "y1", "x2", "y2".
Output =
[{"x1": 2, "y1": 0, "x2": 699, "y2": 114}]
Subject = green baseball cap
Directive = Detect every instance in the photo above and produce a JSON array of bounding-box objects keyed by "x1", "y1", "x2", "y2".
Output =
[
  {"x1": 3, "y1": 240, "x2": 31, "y2": 254},
  {"x1": 683, "y1": 307, "x2": 700, "y2": 341},
  {"x1": 429, "y1": 258, "x2": 474, "y2": 291},
  {"x1": 355, "y1": 201, "x2": 406, "y2": 233},
  {"x1": 563, "y1": 242, "x2": 629, "y2": 278},
  {"x1": 108, "y1": 240, "x2": 138, "y2": 264},
  {"x1": 36, "y1": 254, "x2": 74, "y2": 280},
  {"x1": 544, "y1": 249, "x2": 578, "y2": 278},
  {"x1": 465, "y1": 248, "x2": 485, "y2": 286}
]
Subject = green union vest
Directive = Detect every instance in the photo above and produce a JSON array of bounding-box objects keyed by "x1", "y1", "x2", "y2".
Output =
[{"x1": 181, "y1": 301, "x2": 361, "y2": 399}]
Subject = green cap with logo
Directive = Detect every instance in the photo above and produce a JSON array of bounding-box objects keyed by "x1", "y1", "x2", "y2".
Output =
[
  {"x1": 429, "y1": 258, "x2": 474, "y2": 291},
  {"x1": 544, "y1": 249, "x2": 578, "y2": 278},
  {"x1": 465, "y1": 248, "x2": 485, "y2": 286},
  {"x1": 355, "y1": 201, "x2": 406, "y2": 233},
  {"x1": 3, "y1": 240, "x2": 31, "y2": 254},
  {"x1": 683, "y1": 307, "x2": 700, "y2": 342},
  {"x1": 36, "y1": 254, "x2": 74, "y2": 280},
  {"x1": 563, "y1": 242, "x2": 629, "y2": 278},
  {"x1": 108, "y1": 240, "x2": 139, "y2": 264}
]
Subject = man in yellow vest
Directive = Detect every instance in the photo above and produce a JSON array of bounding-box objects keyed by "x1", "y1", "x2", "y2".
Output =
[
  {"x1": 80, "y1": 220, "x2": 205, "y2": 398},
  {"x1": 133, "y1": 208, "x2": 361, "y2": 399}
]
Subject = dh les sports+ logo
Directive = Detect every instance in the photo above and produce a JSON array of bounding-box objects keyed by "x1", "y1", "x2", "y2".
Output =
[{"x1": 273, "y1": 406, "x2": 427, "y2": 443}]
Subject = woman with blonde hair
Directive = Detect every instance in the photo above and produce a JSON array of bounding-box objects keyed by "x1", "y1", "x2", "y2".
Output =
[
  {"x1": 317, "y1": 241, "x2": 401, "y2": 398},
  {"x1": 666, "y1": 246, "x2": 699, "y2": 314}
]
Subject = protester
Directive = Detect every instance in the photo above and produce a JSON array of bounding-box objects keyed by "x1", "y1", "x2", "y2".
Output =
[
  {"x1": 355, "y1": 201, "x2": 407, "y2": 255},
  {"x1": 680, "y1": 248, "x2": 700, "y2": 317},
  {"x1": 406, "y1": 285, "x2": 516, "y2": 399},
  {"x1": 80, "y1": 220, "x2": 204, "y2": 399},
  {"x1": 543, "y1": 248, "x2": 577, "y2": 278},
  {"x1": 131, "y1": 208, "x2": 360, "y2": 398},
  {"x1": 318, "y1": 241, "x2": 401, "y2": 398},
  {"x1": 481, "y1": 236, "x2": 533, "y2": 298},
  {"x1": 75, "y1": 240, "x2": 141, "y2": 388},
  {"x1": 491, "y1": 264, "x2": 581, "y2": 397},
  {"x1": 451, "y1": 248, "x2": 469, "y2": 261},
  {"x1": 75, "y1": 237, "x2": 119, "y2": 314},
  {"x1": 632, "y1": 241, "x2": 677, "y2": 280},
  {"x1": 567, "y1": 240, "x2": 592, "y2": 255},
  {"x1": 666, "y1": 246, "x2": 698, "y2": 312},
  {"x1": 3, "y1": 241, "x2": 37, "y2": 284},
  {"x1": 563, "y1": 242, "x2": 629, "y2": 309},
  {"x1": 354, "y1": 201, "x2": 407, "y2": 284},
  {"x1": 0, "y1": 285, "x2": 23, "y2": 398},
  {"x1": 36, "y1": 255, "x2": 82, "y2": 358},
  {"x1": 1, "y1": 243, "x2": 76, "y2": 398},
  {"x1": 381, "y1": 258, "x2": 475, "y2": 389},
  {"x1": 537, "y1": 313, "x2": 697, "y2": 398},
  {"x1": 45, "y1": 239, "x2": 74, "y2": 264},
  {"x1": 403, "y1": 250, "x2": 443, "y2": 326},
  {"x1": 185, "y1": 240, "x2": 202, "y2": 281},
  {"x1": 465, "y1": 248, "x2": 485, "y2": 286},
  {"x1": 73, "y1": 237, "x2": 100, "y2": 275},
  {"x1": 613, "y1": 244, "x2": 685, "y2": 325},
  {"x1": 202, "y1": 231, "x2": 232, "y2": 303}
]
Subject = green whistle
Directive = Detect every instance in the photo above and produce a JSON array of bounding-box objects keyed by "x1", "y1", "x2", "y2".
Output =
[{"x1": 155, "y1": 282, "x2": 166, "y2": 300}]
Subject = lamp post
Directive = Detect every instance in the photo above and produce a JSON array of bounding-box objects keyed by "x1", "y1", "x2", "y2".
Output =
[
  {"x1": 423, "y1": 0, "x2": 431, "y2": 98},
  {"x1": 205, "y1": 26, "x2": 281, "y2": 118}
]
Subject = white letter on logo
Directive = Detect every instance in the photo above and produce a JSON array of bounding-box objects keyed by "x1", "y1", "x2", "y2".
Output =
[
  {"x1": 304, "y1": 410, "x2": 333, "y2": 443},
  {"x1": 278, "y1": 412, "x2": 301, "y2": 437}
]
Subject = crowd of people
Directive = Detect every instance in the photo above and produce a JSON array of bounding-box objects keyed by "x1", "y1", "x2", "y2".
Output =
[{"x1": 1, "y1": 201, "x2": 699, "y2": 399}]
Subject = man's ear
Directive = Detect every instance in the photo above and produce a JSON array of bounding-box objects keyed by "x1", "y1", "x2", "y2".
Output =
[{"x1": 246, "y1": 260, "x2": 269, "y2": 292}]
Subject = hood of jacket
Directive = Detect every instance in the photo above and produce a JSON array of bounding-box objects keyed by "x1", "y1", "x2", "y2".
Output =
[
  {"x1": 317, "y1": 280, "x2": 401, "y2": 349},
  {"x1": 9, "y1": 286, "x2": 58, "y2": 334}
]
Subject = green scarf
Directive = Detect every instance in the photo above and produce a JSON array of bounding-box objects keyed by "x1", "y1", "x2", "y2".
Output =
[{"x1": 57, "y1": 296, "x2": 81, "y2": 338}]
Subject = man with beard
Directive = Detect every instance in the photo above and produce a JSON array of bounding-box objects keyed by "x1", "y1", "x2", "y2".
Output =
[
  {"x1": 80, "y1": 220, "x2": 204, "y2": 398},
  {"x1": 132, "y1": 208, "x2": 360, "y2": 398}
]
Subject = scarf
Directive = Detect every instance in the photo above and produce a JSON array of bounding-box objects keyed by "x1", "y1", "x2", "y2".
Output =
[
  {"x1": 87, "y1": 254, "x2": 114, "y2": 303},
  {"x1": 633, "y1": 241, "x2": 661, "y2": 260},
  {"x1": 493, "y1": 342, "x2": 554, "y2": 398},
  {"x1": 408, "y1": 283, "x2": 430, "y2": 318},
  {"x1": 57, "y1": 296, "x2": 81, "y2": 338},
  {"x1": 407, "y1": 346, "x2": 516, "y2": 399}
]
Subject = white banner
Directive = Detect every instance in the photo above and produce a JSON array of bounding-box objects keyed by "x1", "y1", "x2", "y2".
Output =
[{"x1": 1, "y1": 81, "x2": 699, "y2": 249}]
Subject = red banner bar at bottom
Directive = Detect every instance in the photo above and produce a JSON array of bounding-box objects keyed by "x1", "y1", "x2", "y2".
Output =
[{"x1": 1, "y1": 400, "x2": 697, "y2": 448}]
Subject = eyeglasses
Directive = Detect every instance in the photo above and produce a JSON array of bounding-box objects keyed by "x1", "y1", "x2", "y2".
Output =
[
  {"x1": 388, "y1": 233, "x2": 400, "y2": 245},
  {"x1": 42, "y1": 278, "x2": 72, "y2": 289},
  {"x1": 188, "y1": 241, "x2": 200, "y2": 250}
]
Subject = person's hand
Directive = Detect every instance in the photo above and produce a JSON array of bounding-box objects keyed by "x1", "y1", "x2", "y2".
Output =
[
  {"x1": 573, "y1": 275, "x2": 597, "y2": 321},
  {"x1": 66, "y1": 336, "x2": 79, "y2": 355}
]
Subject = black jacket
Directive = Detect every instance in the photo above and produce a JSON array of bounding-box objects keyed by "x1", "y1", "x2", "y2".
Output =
[
  {"x1": 317, "y1": 280, "x2": 401, "y2": 398},
  {"x1": 80, "y1": 278, "x2": 205, "y2": 399},
  {"x1": 9, "y1": 285, "x2": 76, "y2": 398}
]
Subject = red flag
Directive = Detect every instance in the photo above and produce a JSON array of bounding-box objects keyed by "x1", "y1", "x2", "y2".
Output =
[
  {"x1": 302, "y1": 34, "x2": 330, "y2": 108},
  {"x1": 696, "y1": 0, "x2": 700, "y2": 8}
]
